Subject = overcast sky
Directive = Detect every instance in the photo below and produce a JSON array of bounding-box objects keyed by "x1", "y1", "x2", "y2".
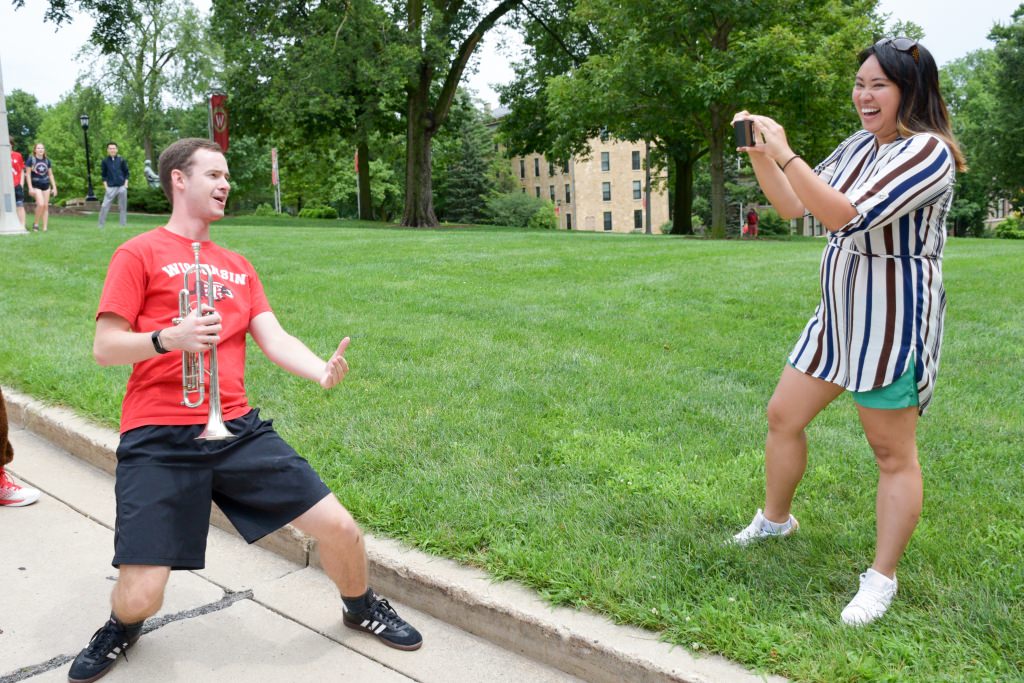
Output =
[{"x1": 1, "y1": 0, "x2": 1021, "y2": 108}]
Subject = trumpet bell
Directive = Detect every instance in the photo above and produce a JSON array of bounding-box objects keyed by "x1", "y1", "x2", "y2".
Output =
[{"x1": 196, "y1": 412, "x2": 236, "y2": 441}]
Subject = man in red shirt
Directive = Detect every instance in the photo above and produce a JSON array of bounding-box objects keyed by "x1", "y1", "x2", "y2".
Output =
[
  {"x1": 69, "y1": 138, "x2": 422, "y2": 683},
  {"x1": 9, "y1": 138, "x2": 26, "y2": 228}
]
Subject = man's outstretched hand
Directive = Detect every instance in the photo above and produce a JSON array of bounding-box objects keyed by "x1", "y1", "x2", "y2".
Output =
[{"x1": 320, "y1": 337, "x2": 351, "y2": 389}]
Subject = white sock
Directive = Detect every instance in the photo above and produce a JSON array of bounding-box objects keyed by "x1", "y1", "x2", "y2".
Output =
[{"x1": 762, "y1": 516, "x2": 792, "y2": 533}]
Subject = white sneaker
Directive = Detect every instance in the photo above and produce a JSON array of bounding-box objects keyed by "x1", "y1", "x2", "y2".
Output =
[
  {"x1": 0, "y1": 469, "x2": 41, "y2": 507},
  {"x1": 841, "y1": 568, "x2": 897, "y2": 626},
  {"x1": 730, "y1": 508, "x2": 799, "y2": 546}
]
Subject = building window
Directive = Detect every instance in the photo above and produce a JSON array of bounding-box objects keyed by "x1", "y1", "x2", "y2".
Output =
[
  {"x1": 535, "y1": 186, "x2": 541, "y2": 198},
  {"x1": 564, "y1": 184, "x2": 571, "y2": 203},
  {"x1": 603, "y1": 211, "x2": 613, "y2": 231},
  {"x1": 534, "y1": 158, "x2": 540, "y2": 176},
  {"x1": 602, "y1": 182, "x2": 611, "y2": 201},
  {"x1": 548, "y1": 162, "x2": 555, "y2": 176},
  {"x1": 566, "y1": 213, "x2": 572, "y2": 230},
  {"x1": 632, "y1": 150, "x2": 641, "y2": 170},
  {"x1": 519, "y1": 159, "x2": 525, "y2": 179},
  {"x1": 634, "y1": 209, "x2": 643, "y2": 229},
  {"x1": 521, "y1": 187, "x2": 526, "y2": 193},
  {"x1": 599, "y1": 127, "x2": 610, "y2": 142},
  {"x1": 549, "y1": 185, "x2": 555, "y2": 201},
  {"x1": 562, "y1": 160, "x2": 569, "y2": 173},
  {"x1": 633, "y1": 180, "x2": 642, "y2": 200},
  {"x1": 600, "y1": 151, "x2": 610, "y2": 172}
]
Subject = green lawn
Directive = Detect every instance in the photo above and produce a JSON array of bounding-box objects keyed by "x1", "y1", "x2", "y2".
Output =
[{"x1": 2, "y1": 214, "x2": 1021, "y2": 682}]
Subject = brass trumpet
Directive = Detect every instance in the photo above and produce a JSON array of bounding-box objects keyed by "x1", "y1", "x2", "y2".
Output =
[{"x1": 173, "y1": 241, "x2": 235, "y2": 441}]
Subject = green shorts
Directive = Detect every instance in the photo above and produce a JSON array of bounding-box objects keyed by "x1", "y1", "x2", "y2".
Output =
[{"x1": 851, "y1": 358, "x2": 919, "y2": 410}]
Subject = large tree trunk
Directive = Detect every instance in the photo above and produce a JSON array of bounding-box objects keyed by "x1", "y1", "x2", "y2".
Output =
[
  {"x1": 402, "y1": 71, "x2": 438, "y2": 227},
  {"x1": 670, "y1": 154, "x2": 695, "y2": 235},
  {"x1": 357, "y1": 138, "x2": 372, "y2": 220}
]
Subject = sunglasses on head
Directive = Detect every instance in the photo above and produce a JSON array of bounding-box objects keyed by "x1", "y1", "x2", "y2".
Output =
[{"x1": 875, "y1": 37, "x2": 919, "y2": 64}]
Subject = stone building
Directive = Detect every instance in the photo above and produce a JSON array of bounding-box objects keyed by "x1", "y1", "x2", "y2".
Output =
[{"x1": 502, "y1": 129, "x2": 670, "y2": 234}]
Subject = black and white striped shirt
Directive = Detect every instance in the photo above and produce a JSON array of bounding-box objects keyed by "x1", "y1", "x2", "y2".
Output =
[{"x1": 789, "y1": 130, "x2": 955, "y2": 413}]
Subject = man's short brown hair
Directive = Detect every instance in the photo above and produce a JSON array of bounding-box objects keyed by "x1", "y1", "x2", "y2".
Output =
[{"x1": 158, "y1": 138, "x2": 224, "y2": 203}]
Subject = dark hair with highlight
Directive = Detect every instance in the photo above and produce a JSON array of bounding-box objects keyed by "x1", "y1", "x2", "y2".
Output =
[
  {"x1": 859, "y1": 39, "x2": 966, "y2": 172},
  {"x1": 158, "y1": 138, "x2": 224, "y2": 203}
]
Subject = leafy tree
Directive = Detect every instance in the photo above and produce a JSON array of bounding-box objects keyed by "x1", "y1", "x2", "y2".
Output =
[
  {"x1": 494, "y1": 0, "x2": 600, "y2": 159},
  {"x1": 942, "y1": 49, "x2": 1001, "y2": 236},
  {"x1": 13, "y1": 0, "x2": 147, "y2": 54},
  {"x1": 76, "y1": 0, "x2": 219, "y2": 163},
  {"x1": 988, "y1": 5, "x2": 1024, "y2": 206},
  {"x1": 28, "y1": 0, "x2": 527, "y2": 227},
  {"x1": 393, "y1": 0, "x2": 526, "y2": 226},
  {"x1": 34, "y1": 85, "x2": 136, "y2": 199},
  {"x1": 212, "y1": 0, "x2": 405, "y2": 221},
  {"x1": 433, "y1": 91, "x2": 502, "y2": 223},
  {"x1": 6, "y1": 90, "x2": 44, "y2": 152},
  {"x1": 547, "y1": 0, "x2": 876, "y2": 236},
  {"x1": 214, "y1": 0, "x2": 524, "y2": 227}
]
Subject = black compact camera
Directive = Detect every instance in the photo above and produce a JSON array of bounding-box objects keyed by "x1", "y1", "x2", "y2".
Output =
[{"x1": 734, "y1": 119, "x2": 755, "y2": 147}]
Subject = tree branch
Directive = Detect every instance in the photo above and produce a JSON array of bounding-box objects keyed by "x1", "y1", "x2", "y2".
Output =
[{"x1": 434, "y1": 0, "x2": 522, "y2": 129}]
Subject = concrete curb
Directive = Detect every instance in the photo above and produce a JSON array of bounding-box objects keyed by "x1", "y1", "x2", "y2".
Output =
[{"x1": 4, "y1": 386, "x2": 783, "y2": 683}]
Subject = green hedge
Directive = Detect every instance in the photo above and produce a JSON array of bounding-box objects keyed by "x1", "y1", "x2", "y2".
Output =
[
  {"x1": 297, "y1": 205, "x2": 339, "y2": 219},
  {"x1": 127, "y1": 186, "x2": 171, "y2": 214},
  {"x1": 994, "y1": 214, "x2": 1024, "y2": 239}
]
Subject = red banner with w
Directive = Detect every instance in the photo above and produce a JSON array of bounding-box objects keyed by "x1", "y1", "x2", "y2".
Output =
[{"x1": 210, "y1": 94, "x2": 229, "y2": 152}]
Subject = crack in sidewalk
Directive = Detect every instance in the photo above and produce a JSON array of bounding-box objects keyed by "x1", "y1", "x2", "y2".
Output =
[{"x1": 0, "y1": 589, "x2": 253, "y2": 683}]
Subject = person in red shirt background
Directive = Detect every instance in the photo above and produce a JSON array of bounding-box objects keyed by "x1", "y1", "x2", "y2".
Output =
[
  {"x1": 9, "y1": 137, "x2": 26, "y2": 229},
  {"x1": 745, "y1": 208, "x2": 759, "y2": 238}
]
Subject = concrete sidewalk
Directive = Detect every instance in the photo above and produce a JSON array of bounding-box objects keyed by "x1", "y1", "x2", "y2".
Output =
[{"x1": 2, "y1": 388, "x2": 785, "y2": 683}]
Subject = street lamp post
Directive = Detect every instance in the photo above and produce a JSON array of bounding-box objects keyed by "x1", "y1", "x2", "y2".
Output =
[{"x1": 79, "y1": 113, "x2": 98, "y2": 202}]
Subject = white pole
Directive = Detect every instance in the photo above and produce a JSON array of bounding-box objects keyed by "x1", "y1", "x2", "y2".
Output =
[{"x1": 0, "y1": 53, "x2": 26, "y2": 235}]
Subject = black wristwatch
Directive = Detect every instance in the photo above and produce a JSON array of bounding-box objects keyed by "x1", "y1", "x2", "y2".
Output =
[{"x1": 151, "y1": 329, "x2": 170, "y2": 354}]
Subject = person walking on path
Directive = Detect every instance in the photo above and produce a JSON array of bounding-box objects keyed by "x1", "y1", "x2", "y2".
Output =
[
  {"x1": 68, "y1": 138, "x2": 422, "y2": 683},
  {"x1": 0, "y1": 387, "x2": 42, "y2": 507},
  {"x1": 730, "y1": 37, "x2": 963, "y2": 626},
  {"x1": 98, "y1": 141, "x2": 130, "y2": 228},
  {"x1": 26, "y1": 142, "x2": 56, "y2": 232}
]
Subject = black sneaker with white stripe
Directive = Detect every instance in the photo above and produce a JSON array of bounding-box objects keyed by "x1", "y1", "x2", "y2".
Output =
[
  {"x1": 67, "y1": 614, "x2": 143, "y2": 683},
  {"x1": 342, "y1": 593, "x2": 423, "y2": 651}
]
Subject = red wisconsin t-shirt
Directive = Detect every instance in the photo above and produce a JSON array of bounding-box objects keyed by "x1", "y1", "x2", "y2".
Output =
[
  {"x1": 10, "y1": 151, "x2": 24, "y2": 186},
  {"x1": 97, "y1": 227, "x2": 272, "y2": 433}
]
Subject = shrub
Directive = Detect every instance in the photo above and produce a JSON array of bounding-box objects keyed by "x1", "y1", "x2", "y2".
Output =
[
  {"x1": 658, "y1": 218, "x2": 703, "y2": 235},
  {"x1": 253, "y1": 203, "x2": 279, "y2": 217},
  {"x1": 756, "y1": 208, "x2": 791, "y2": 235},
  {"x1": 527, "y1": 202, "x2": 558, "y2": 230},
  {"x1": 128, "y1": 186, "x2": 171, "y2": 214},
  {"x1": 486, "y1": 192, "x2": 552, "y2": 228},
  {"x1": 994, "y1": 213, "x2": 1024, "y2": 239},
  {"x1": 297, "y1": 204, "x2": 339, "y2": 219}
]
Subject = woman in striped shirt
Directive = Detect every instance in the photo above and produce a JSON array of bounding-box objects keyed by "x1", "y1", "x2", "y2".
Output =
[{"x1": 729, "y1": 38, "x2": 965, "y2": 625}]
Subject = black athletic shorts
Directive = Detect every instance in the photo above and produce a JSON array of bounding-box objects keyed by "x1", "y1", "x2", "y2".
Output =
[{"x1": 113, "y1": 409, "x2": 331, "y2": 570}]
